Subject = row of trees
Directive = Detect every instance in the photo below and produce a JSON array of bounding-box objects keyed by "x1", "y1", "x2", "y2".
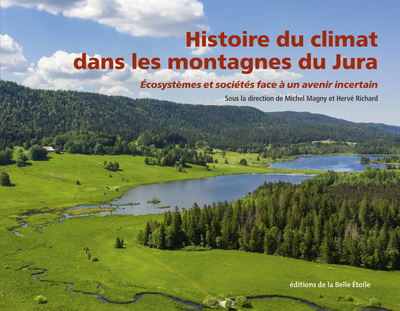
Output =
[
  {"x1": 144, "y1": 147, "x2": 214, "y2": 167},
  {"x1": 261, "y1": 141, "x2": 400, "y2": 160},
  {"x1": 0, "y1": 145, "x2": 47, "y2": 166},
  {"x1": 360, "y1": 157, "x2": 400, "y2": 170},
  {"x1": 371, "y1": 156, "x2": 400, "y2": 164},
  {"x1": 138, "y1": 170, "x2": 400, "y2": 270}
]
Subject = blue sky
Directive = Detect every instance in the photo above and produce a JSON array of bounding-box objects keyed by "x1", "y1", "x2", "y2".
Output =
[{"x1": 1, "y1": 0, "x2": 399, "y2": 125}]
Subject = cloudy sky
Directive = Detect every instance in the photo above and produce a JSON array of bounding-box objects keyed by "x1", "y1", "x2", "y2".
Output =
[{"x1": 1, "y1": 0, "x2": 399, "y2": 125}]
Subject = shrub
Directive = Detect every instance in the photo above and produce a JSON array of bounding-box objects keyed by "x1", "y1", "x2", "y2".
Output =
[
  {"x1": 182, "y1": 245, "x2": 211, "y2": 251},
  {"x1": 34, "y1": 295, "x2": 48, "y2": 304},
  {"x1": 16, "y1": 149, "x2": 28, "y2": 167},
  {"x1": 1, "y1": 171, "x2": 11, "y2": 186},
  {"x1": 28, "y1": 145, "x2": 47, "y2": 160},
  {"x1": 103, "y1": 161, "x2": 120, "y2": 171},
  {"x1": 203, "y1": 296, "x2": 219, "y2": 307},
  {"x1": 236, "y1": 296, "x2": 251, "y2": 307},
  {"x1": 0, "y1": 148, "x2": 13, "y2": 165},
  {"x1": 353, "y1": 298, "x2": 368, "y2": 307},
  {"x1": 344, "y1": 295, "x2": 354, "y2": 302},
  {"x1": 368, "y1": 298, "x2": 381, "y2": 307},
  {"x1": 225, "y1": 299, "x2": 233, "y2": 309}
]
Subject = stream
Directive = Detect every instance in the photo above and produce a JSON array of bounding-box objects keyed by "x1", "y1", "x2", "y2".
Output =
[
  {"x1": 9, "y1": 156, "x2": 394, "y2": 310},
  {"x1": 22, "y1": 264, "x2": 335, "y2": 311}
]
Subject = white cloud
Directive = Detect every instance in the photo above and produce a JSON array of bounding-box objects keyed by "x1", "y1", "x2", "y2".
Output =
[
  {"x1": 138, "y1": 91, "x2": 153, "y2": 98},
  {"x1": 180, "y1": 69, "x2": 218, "y2": 82},
  {"x1": 205, "y1": 96, "x2": 242, "y2": 107},
  {"x1": 1, "y1": 0, "x2": 207, "y2": 37},
  {"x1": 23, "y1": 50, "x2": 106, "y2": 90},
  {"x1": 214, "y1": 96, "x2": 229, "y2": 105},
  {"x1": 148, "y1": 69, "x2": 181, "y2": 82},
  {"x1": 0, "y1": 34, "x2": 30, "y2": 74},
  {"x1": 99, "y1": 86, "x2": 134, "y2": 97},
  {"x1": 18, "y1": 49, "x2": 303, "y2": 98},
  {"x1": 190, "y1": 42, "x2": 212, "y2": 55},
  {"x1": 191, "y1": 46, "x2": 212, "y2": 55}
]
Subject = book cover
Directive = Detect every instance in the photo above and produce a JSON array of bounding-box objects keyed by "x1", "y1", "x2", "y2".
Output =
[{"x1": 1, "y1": 1, "x2": 399, "y2": 310}]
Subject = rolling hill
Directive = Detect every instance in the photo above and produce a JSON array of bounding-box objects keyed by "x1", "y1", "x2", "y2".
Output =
[{"x1": 1, "y1": 80, "x2": 400, "y2": 150}]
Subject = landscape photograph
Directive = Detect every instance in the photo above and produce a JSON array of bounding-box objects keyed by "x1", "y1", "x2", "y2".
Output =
[{"x1": 1, "y1": 1, "x2": 400, "y2": 311}]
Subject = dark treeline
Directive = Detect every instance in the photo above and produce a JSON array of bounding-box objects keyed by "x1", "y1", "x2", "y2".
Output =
[
  {"x1": 0, "y1": 127, "x2": 215, "y2": 168},
  {"x1": 360, "y1": 156, "x2": 400, "y2": 170},
  {"x1": 2, "y1": 80, "x2": 400, "y2": 152},
  {"x1": 138, "y1": 170, "x2": 400, "y2": 271},
  {"x1": 372, "y1": 156, "x2": 400, "y2": 164},
  {"x1": 262, "y1": 141, "x2": 400, "y2": 160}
]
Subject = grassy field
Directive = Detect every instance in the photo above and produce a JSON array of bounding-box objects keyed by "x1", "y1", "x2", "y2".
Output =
[
  {"x1": 0, "y1": 151, "x2": 319, "y2": 228},
  {"x1": 1, "y1": 151, "x2": 399, "y2": 311},
  {"x1": 1, "y1": 215, "x2": 400, "y2": 311}
]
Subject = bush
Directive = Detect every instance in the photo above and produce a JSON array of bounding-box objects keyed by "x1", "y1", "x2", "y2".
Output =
[
  {"x1": 236, "y1": 296, "x2": 251, "y2": 307},
  {"x1": 353, "y1": 298, "x2": 368, "y2": 307},
  {"x1": 0, "y1": 148, "x2": 13, "y2": 165},
  {"x1": 103, "y1": 161, "x2": 120, "y2": 171},
  {"x1": 203, "y1": 296, "x2": 219, "y2": 307},
  {"x1": 34, "y1": 295, "x2": 48, "y2": 304},
  {"x1": 16, "y1": 149, "x2": 28, "y2": 167},
  {"x1": 182, "y1": 245, "x2": 211, "y2": 251},
  {"x1": 368, "y1": 298, "x2": 381, "y2": 307},
  {"x1": 344, "y1": 295, "x2": 354, "y2": 302},
  {"x1": 225, "y1": 299, "x2": 233, "y2": 309},
  {"x1": 1, "y1": 171, "x2": 11, "y2": 186},
  {"x1": 28, "y1": 144, "x2": 47, "y2": 160}
]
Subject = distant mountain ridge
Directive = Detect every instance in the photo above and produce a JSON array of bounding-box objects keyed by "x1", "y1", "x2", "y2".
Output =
[
  {"x1": 1, "y1": 80, "x2": 399, "y2": 149},
  {"x1": 266, "y1": 111, "x2": 352, "y2": 125},
  {"x1": 371, "y1": 123, "x2": 400, "y2": 136}
]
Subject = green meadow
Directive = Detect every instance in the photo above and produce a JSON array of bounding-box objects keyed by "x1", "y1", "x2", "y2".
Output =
[
  {"x1": 1, "y1": 152, "x2": 399, "y2": 311},
  {"x1": 2, "y1": 215, "x2": 400, "y2": 311},
  {"x1": 0, "y1": 152, "x2": 317, "y2": 228}
]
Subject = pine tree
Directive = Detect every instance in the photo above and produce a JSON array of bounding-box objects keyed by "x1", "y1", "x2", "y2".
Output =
[
  {"x1": 114, "y1": 237, "x2": 124, "y2": 248},
  {"x1": 143, "y1": 221, "x2": 151, "y2": 246}
]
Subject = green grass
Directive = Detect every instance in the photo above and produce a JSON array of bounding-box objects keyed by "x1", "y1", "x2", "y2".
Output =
[
  {"x1": 248, "y1": 298, "x2": 315, "y2": 311},
  {"x1": 2, "y1": 151, "x2": 398, "y2": 311},
  {"x1": 0, "y1": 152, "x2": 320, "y2": 228},
  {"x1": 1, "y1": 215, "x2": 399, "y2": 311}
]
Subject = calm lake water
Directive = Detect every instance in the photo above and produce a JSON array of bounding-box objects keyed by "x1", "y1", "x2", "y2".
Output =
[
  {"x1": 268, "y1": 155, "x2": 387, "y2": 172},
  {"x1": 109, "y1": 174, "x2": 310, "y2": 215},
  {"x1": 81, "y1": 155, "x2": 385, "y2": 216}
]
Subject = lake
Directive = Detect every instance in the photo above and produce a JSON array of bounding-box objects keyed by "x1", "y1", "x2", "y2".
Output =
[
  {"x1": 81, "y1": 155, "x2": 385, "y2": 216},
  {"x1": 268, "y1": 155, "x2": 387, "y2": 172},
  {"x1": 109, "y1": 174, "x2": 310, "y2": 215}
]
